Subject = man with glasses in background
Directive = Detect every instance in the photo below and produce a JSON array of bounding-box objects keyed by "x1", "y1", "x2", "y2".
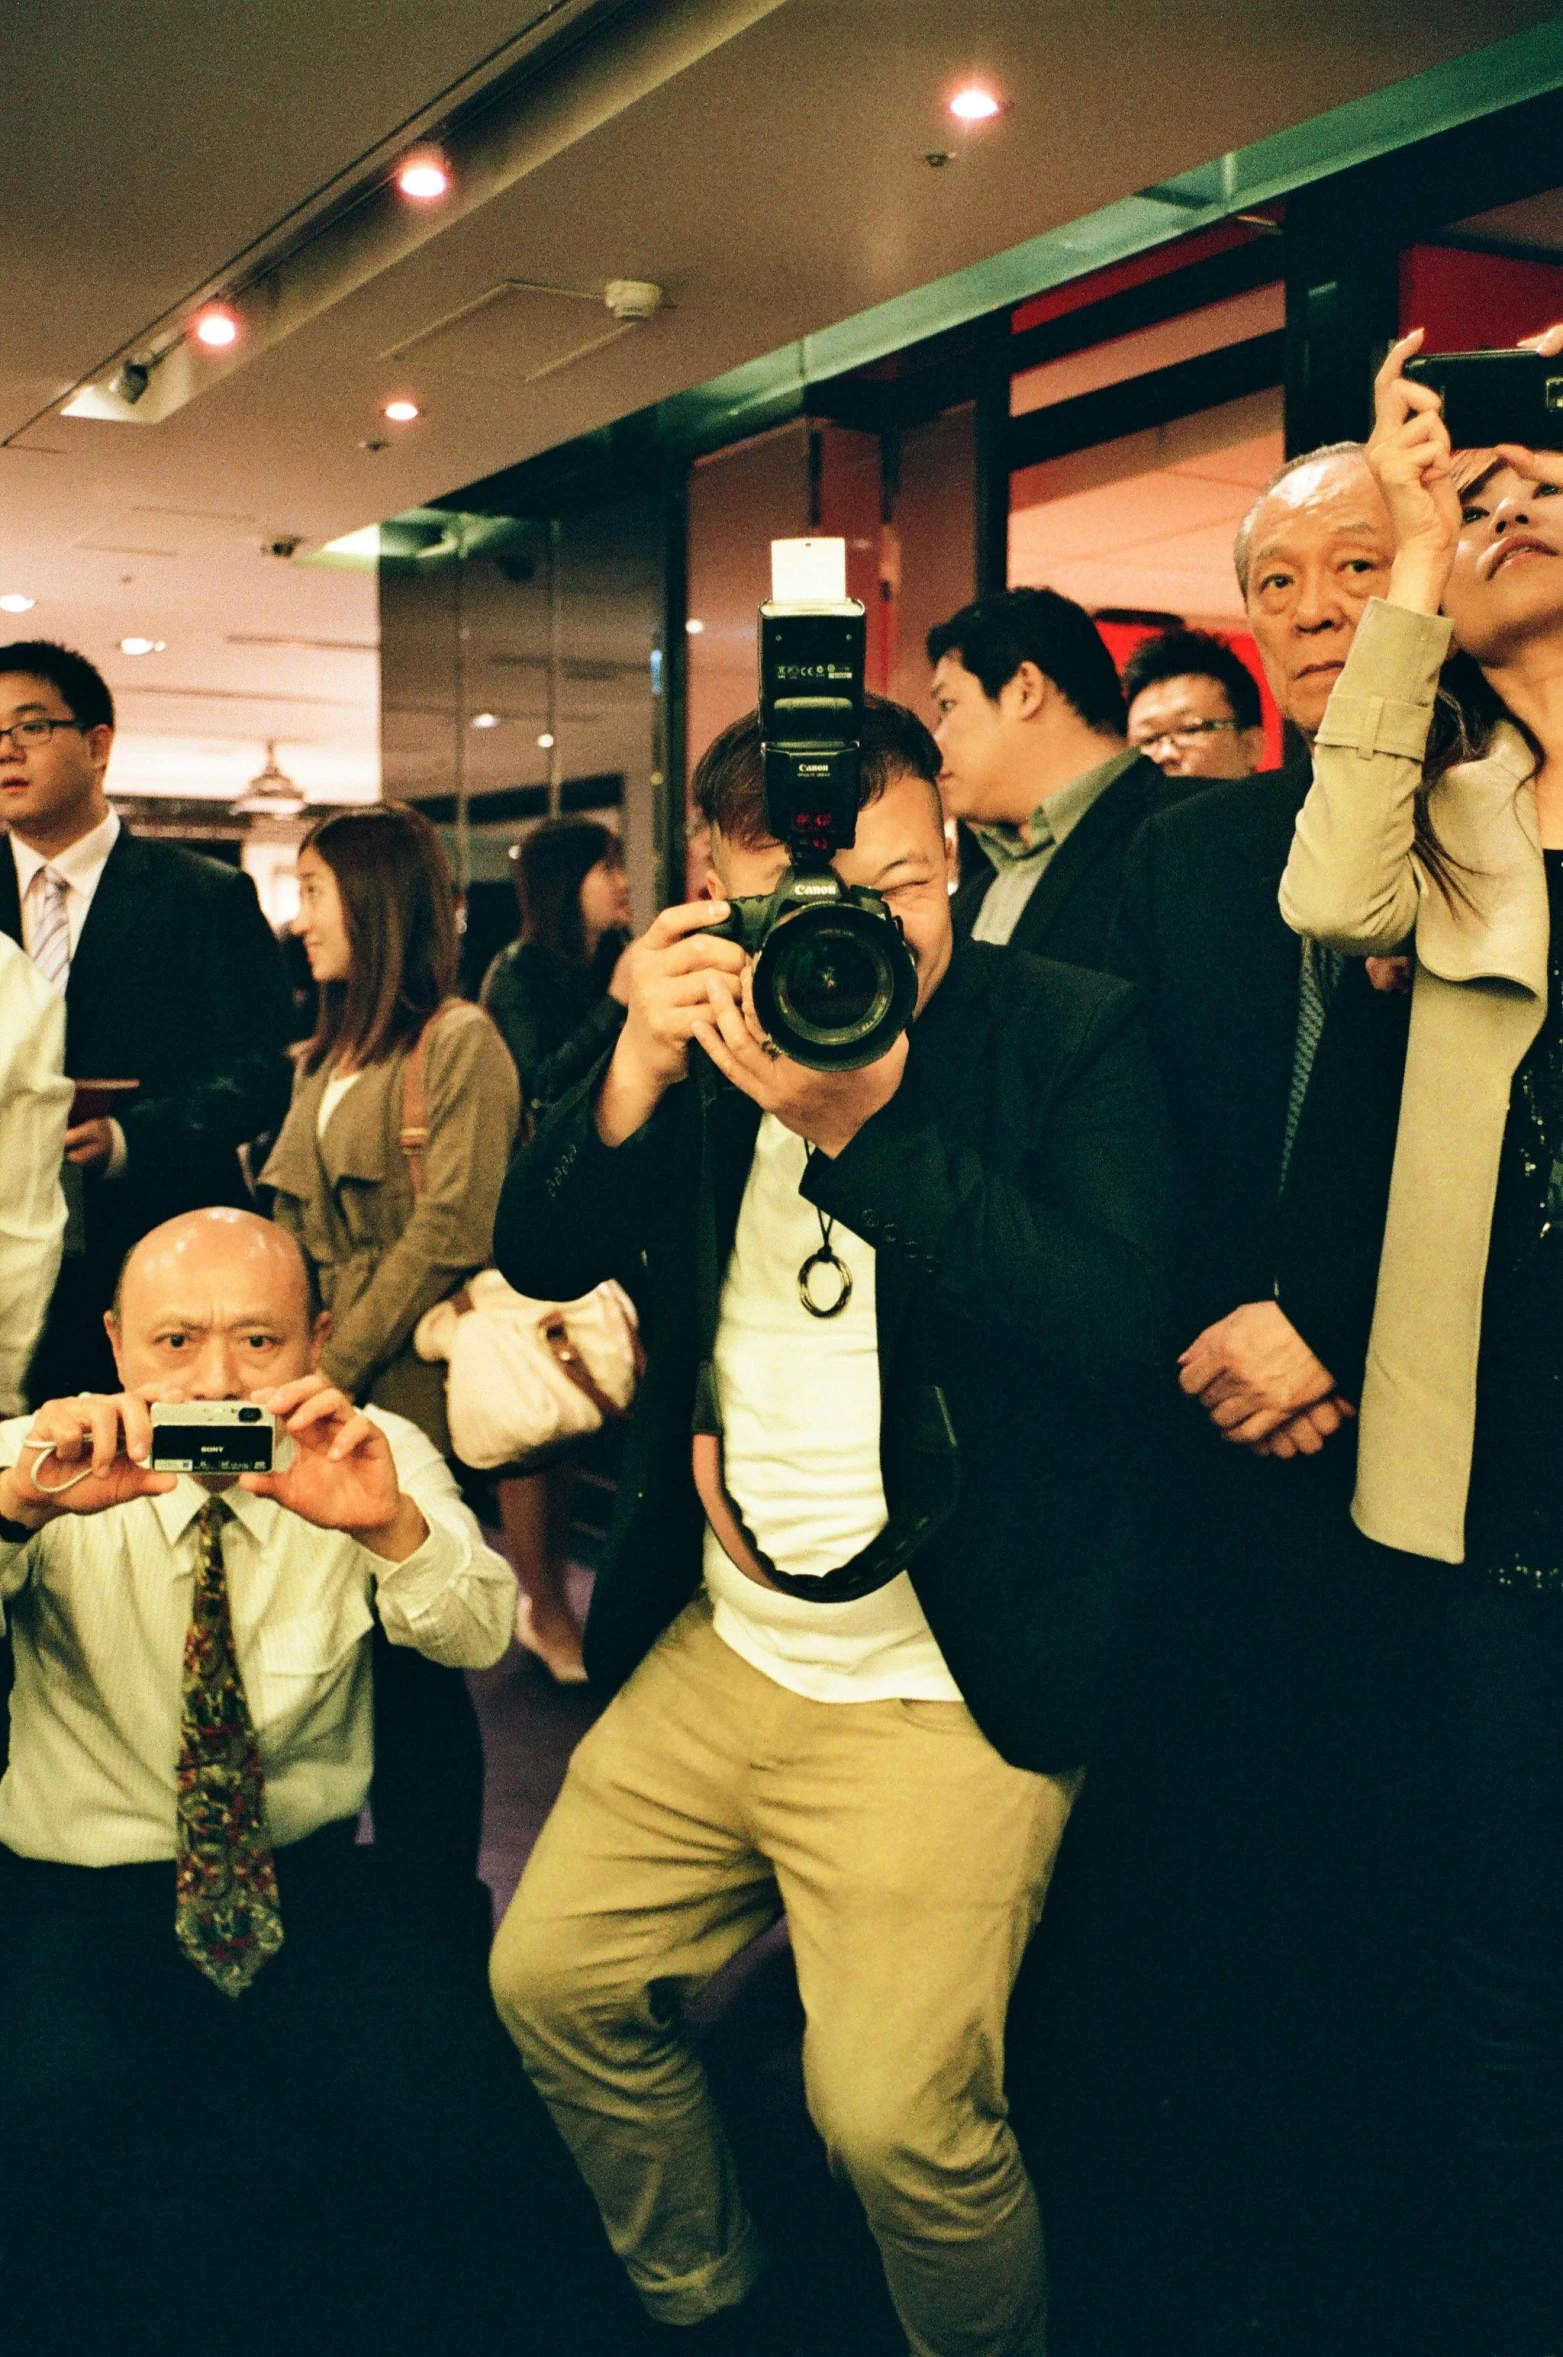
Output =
[
  {"x1": 0, "y1": 640, "x2": 292, "y2": 1402},
  {"x1": 1122, "y1": 626, "x2": 1269, "y2": 782}
]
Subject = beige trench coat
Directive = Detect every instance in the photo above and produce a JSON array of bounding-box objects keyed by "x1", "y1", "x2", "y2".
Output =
[
  {"x1": 259, "y1": 1001, "x2": 520, "y2": 1457},
  {"x1": 1279, "y1": 597, "x2": 1546, "y2": 1563}
]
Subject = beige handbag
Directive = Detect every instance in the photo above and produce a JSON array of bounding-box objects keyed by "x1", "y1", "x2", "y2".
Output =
[
  {"x1": 401, "y1": 1008, "x2": 643, "y2": 1471},
  {"x1": 414, "y1": 1269, "x2": 642, "y2": 1471}
]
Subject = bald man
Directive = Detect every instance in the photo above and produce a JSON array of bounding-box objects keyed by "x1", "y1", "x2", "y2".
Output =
[
  {"x1": 0, "y1": 1208, "x2": 539, "y2": 2351},
  {"x1": 1058, "y1": 448, "x2": 1422, "y2": 2346}
]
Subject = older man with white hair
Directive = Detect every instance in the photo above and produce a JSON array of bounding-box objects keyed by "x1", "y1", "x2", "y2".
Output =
[{"x1": 1081, "y1": 442, "x2": 1431, "y2": 2348}]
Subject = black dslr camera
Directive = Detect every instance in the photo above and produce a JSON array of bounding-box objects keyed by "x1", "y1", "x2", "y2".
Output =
[{"x1": 703, "y1": 569, "x2": 918, "y2": 1072}]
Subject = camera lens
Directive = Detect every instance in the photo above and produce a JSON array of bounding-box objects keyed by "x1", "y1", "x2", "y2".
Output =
[
  {"x1": 774, "y1": 923, "x2": 891, "y2": 1043},
  {"x1": 754, "y1": 899, "x2": 918, "y2": 1071},
  {"x1": 238, "y1": 1406, "x2": 262, "y2": 1422}
]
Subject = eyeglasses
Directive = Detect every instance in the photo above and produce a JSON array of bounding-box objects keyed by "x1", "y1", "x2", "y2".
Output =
[
  {"x1": 0, "y1": 716, "x2": 88, "y2": 751},
  {"x1": 1129, "y1": 718, "x2": 1242, "y2": 754}
]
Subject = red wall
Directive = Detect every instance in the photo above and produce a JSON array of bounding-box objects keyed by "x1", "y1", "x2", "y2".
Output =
[{"x1": 1399, "y1": 244, "x2": 1563, "y2": 350}]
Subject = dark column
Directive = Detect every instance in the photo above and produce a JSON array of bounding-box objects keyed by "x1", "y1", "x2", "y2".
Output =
[
  {"x1": 973, "y1": 310, "x2": 1014, "y2": 597},
  {"x1": 658, "y1": 470, "x2": 689, "y2": 909},
  {"x1": 1283, "y1": 183, "x2": 1400, "y2": 458}
]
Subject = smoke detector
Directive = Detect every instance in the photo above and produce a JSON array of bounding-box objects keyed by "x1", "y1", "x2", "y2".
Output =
[
  {"x1": 231, "y1": 742, "x2": 306, "y2": 819},
  {"x1": 604, "y1": 280, "x2": 663, "y2": 323}
]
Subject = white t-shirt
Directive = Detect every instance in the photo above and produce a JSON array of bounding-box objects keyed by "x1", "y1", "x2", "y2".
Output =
[
  {"x1": 317, "y1": 1066, "x2": 363, "y2": 1138},
  {"x1": 701, "y1": 1114, "x2": 960, "y2": 1705}
]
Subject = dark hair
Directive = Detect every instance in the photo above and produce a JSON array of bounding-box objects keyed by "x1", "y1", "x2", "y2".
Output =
[
  {"x1": 1410, "y1": 448, "x2": 1543, "y2": 908},
  {"x1": 926, "y1": 587, "x2": 1126, "y2": 733},
  {"x1": 694, "y1": 693, "x2": 942, "y2": 851},
  {"x1": 298, "y1": 802, "x2": 459, "y2": 1074},
  {"x1": 1121, "y1": 628, "x2": 1263, "y2": 733},
  {"x1": 0, "y1": 639, "x2": 115, "y2": 731},
  {"x1": 514, "y1": 818, "x2": 619, "y2": 968}
]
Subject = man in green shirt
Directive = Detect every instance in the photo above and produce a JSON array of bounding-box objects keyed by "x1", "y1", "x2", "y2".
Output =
[{"x1": 930, "y1": 586, "x2": 1195, "y2": 968}]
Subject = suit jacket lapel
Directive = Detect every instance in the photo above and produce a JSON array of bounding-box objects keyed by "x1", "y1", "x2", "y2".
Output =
[
  {"x1": 0, "y1": 838, "x2": 20, "y2": 949},
  {"x1": 1008, "y1": 758, "x2": 1151, "y2": 956},
  {"x1": 63, "y1": 828, "x2": 144, "y2": 1066}
]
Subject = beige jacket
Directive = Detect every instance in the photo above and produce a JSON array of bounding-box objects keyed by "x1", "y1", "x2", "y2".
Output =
[
  {"x1": 259, "y1": 1001, "x2": 520, "y2": 1456},
  {"x1": 1279, "y1": 597, "x2": 1545, "y2": 1562}
]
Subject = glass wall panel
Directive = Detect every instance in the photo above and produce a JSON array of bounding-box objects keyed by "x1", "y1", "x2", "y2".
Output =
[{"x1": 380, "y1": 492, "x2": 665, "y2": 986}]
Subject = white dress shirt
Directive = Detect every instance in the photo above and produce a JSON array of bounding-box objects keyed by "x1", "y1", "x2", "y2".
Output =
[
  {"x1": 0, "y1": 937, "x2": 70, "y2": 1413},
  {"x1": 701, "y1": 1115, "x2": 960, "y2": 1706},
  {"x1": 0, "y1": 1406, "x2": 517, "y2": 1865},
  {"x1": 11, "y1": 807, "x2": 121, "y2": 961}
]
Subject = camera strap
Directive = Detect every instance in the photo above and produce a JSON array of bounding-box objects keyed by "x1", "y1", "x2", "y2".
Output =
[{"x1": 689, "y1": 1068, "x2": 958, "y2": 1604}]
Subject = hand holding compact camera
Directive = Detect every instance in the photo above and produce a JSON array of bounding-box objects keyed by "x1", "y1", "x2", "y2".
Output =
[
  {"x1": 1, "y1": 1388, "x2": 182, "y2": 1527},
  {"x1": 240, "y1": 1375, "x2": 427, "y2": 1561},
  {"x1": 1, "y1": 1380, "x2": 424, "y2": 1562}
]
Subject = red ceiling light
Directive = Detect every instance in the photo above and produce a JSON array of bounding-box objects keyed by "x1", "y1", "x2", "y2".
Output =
[
  {"x1": 194, "y1": 306, "x2": 240, "y2": 349},
  {"x1": 396, "y1": 153, "x2": 451, "y2": 201},
  {"x1": 948, "y1": 85, "x2": 1003, "y2": 122}
]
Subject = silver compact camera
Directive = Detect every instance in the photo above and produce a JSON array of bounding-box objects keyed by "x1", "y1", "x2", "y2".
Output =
[{"x1": 149, "y1": 1401, "x2": 294, "y2": 1476}]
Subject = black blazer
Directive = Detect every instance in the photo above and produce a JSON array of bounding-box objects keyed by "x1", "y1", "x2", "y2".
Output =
[
  {"x1": 952, "y1": 753, "x2": 1200, "y2": 971},
  {"x1": 494, "y1": 937, "x2": 1175, "y2": 1773},
  {"x1": 480, "y1": 935, "x2": 627, "y2": 1121},
  {"x1": 1110, "y1": 760, "x2": 1410, "y2": 1501},
  {"x1": 0, "y1": 827, "x2": 293, "y2": 1393}
]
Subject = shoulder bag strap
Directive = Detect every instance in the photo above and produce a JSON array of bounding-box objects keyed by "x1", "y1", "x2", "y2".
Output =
[{"x1": 399, "y1": 1001, "x2": 464, "y2": 1196}]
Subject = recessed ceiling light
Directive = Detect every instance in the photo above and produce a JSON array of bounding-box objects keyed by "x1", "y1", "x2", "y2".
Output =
[
  {"x1": 396, "y1": 155, "x2": 450, "y2": 201},
  {"x1": 536, "y1": 731, "x2": 555, "y2": 750},
  {"x1": 119, "y1": 637, "x2": 166, "y2": 656},
  {"x1": 685, "y1": 617, "x2": 706, "y2": 635},
  {"x1": 194, "y1": 307, "x2": 239, "y2": 348},
  {"x1": 470, "y1": 711, "x2": 499, "y2": 730},
  {"x1": 383, "y1": 399, "x2": 421, "y2": 423},
  {"x1": 0, "y1": 593, "x2": 36, "y2": 614},
  {"x1": 948, "y1": 86, "x2": 1002, "y2": 121}
]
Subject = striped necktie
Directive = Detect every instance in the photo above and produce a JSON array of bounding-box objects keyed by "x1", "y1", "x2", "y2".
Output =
[
  {"x1": 28, "y1": 864, "x2": 70, "y2": 993},
  {"x1": 1279, "y1": 937, "x2": 1345, "y2": 1195},
  {"x1": 174, "y1": 1497, "x2": 285, "y2": 1998}
]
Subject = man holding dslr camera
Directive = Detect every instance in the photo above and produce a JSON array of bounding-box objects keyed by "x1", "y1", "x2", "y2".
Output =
[{"x1": 488, "y1": 558, "x2": 1173, "y2": 2355}]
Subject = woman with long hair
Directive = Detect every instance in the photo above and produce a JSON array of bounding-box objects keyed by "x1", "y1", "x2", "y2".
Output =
[
  {"x1": 261, "y1": 802, "x2": 519, "y2": 1929},
  {"x1": 482, "y1": 817, "x2": 632, "y2": 1119},
  {"x1": 480, "y1": 818, "x2": 632, "y2": 1684},
  {"x1": 1280, "y1": 323, "x2": 1563, "y2": 2356}
]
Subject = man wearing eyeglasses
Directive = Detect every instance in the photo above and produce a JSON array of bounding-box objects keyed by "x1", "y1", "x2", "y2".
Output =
[
  {"x1": 1122, "y1": 627, "x2": 1268, "y2": 781},
  {"x1": 0, "y1": 641, "x2": 292, "y2": 1402}
]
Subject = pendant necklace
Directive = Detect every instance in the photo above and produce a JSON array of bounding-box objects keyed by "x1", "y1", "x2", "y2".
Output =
[{"x1": 799, "y1": 1149, "x2": 852, "y2": 1319}]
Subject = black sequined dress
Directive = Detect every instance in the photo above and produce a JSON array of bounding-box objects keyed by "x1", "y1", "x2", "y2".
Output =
[{"x1": 1465, "y1": 848, "x2": 1563, "y2": 1587}]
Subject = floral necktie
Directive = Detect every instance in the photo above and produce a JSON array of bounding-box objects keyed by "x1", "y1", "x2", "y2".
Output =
[{"x1": 174, "y1": 1496, "x2": 285, "y2": 1998}]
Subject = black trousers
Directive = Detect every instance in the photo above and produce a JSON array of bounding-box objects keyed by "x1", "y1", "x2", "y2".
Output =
[
  {"x1": 0, "y1": 1825, "x2": 633, "y2": 2357},
  {"x1": 1429, "y1": 1573, "x2": 1563, "y2": 2357},
  {"x1": 1019, "y1": 1493, "x2": 1447, "y2": 2357}
]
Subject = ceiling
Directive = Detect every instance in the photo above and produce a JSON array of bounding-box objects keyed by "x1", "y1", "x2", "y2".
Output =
[{"x1": 3, "y1": 0, "x2": 1558, "y2": 801}]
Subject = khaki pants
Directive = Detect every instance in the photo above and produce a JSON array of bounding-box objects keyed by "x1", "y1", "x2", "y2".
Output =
[{"x1": 490, "y1": 1597, "x2": 1078, "y2": 2356}]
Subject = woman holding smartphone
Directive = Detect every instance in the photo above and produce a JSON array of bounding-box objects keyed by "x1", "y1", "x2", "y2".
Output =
[
  {"x1": 261, "y1": 803, "x2": 519, "y2": 1931},
  {"x1": 1279, "y1": 322, "x2": 1563, "y2": 2355}
]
